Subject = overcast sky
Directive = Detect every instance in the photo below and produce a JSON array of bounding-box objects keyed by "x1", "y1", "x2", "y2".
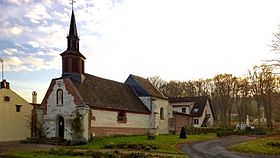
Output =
[{"x1": 0, "y1": 0, "x2": 280, "y2": 102}]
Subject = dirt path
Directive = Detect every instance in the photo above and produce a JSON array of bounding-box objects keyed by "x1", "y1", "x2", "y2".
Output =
[
  {"x1": 180, "y1": 135, "x2": 280, "y2": 158},
  {"x1": 0, "y1": 141, "x2": 57, "y2": 157}
]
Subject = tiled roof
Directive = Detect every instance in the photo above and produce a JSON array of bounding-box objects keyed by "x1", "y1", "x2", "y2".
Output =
[
  {"x1": 71, "y1": 74, "x2": 150, "y2": 114},
  {"x1": 126, "y1": 74, "x2": 166, "y2": 99},
  {"x1": 169, "y1": 96, "x2": 211, "y2": 117}
]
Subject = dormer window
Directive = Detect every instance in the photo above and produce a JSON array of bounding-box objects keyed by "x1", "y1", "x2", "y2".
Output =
[
  {"x1": 4, "y1": 95, "x2": 10, "y2": 101},
  {"x1": 56, "y1": 89, "x2": 63, "y2": 106}
]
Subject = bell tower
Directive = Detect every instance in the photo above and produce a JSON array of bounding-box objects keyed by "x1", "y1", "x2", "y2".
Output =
[{"x1": 60, "y1": 6, "x2": 86, "y2": 82}]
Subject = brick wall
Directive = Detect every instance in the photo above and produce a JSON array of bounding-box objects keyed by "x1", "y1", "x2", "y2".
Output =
[
  {"x1": 170, "y1": 113, "x2": 193, "y2": 134},
  {"x1": 91, "y1": 127, "x2": 149, "y2": 137}
]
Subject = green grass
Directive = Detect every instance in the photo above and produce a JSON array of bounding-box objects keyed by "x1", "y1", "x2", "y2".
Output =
[
  {"x1": 7, "y1": 133, "x2": 217, "y2": 158},
  {"x1": 229, "y1": 134, "x2": 280, "y2": 155},
  {"x1": 74, "y1": 133, "x2": 216, "y2": 153}
]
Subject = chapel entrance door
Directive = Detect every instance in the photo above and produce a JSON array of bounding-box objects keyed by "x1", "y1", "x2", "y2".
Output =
[{"x1": 57, "y1": 116, "x2": 64, "y2": 138}]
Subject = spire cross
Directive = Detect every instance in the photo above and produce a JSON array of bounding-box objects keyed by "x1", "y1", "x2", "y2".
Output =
[{"x1": 70, "y1": 0, "x2": 76, "y2": 11}]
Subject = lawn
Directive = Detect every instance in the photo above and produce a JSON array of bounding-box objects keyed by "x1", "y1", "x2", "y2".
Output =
[
  {"x1": 75, "y1": 133, "x2": 216, "y2": 153},
  {"x1": 8, "y1": 133, "x2": 217, "y2": 158},
  {"x1": 229, "y1": 134, "x2": 280, "y2": 155}
]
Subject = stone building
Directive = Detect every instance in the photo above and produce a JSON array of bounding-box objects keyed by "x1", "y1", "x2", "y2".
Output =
[{"x1": 39, "y1": 10, "x2": 171, "y2": 141}]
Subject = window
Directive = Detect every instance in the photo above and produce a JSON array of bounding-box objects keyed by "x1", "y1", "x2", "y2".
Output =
[
  {"x1": 182, "y1": 108, "x2": 186, "y2": 113},
  {"x1": 160, "y1": 107, "x2": 164, "y2": 120},
  {"x1": 16, "y1": 105, "x2": 22, "y2": 112},
  {"x1": 56, "y1": 89, "x2": 63, "y2": 106},
  {"x1": 4, "y1": 95, "x2": 10, "y2": 101},
  {"x1": 194, "y1": 118, "x2": 199, "y2": 125},
  {"x1": 117, "y1": 111, "x2": 127, "y2": 123}
]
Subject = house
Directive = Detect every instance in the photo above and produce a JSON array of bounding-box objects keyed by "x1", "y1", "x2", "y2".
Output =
[
  {"x1": 169, "y1": 96, "x2": 215, "y2": 128},
  {"x1": 38, "y1": 10, "x2": 171, "y2": 141},
  {"x1": 0, "y1": 80, "x2": 33, "y2": 141}
]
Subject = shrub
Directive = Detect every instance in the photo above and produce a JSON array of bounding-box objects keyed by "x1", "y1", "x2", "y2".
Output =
[
  {"x1": 216, "y1": 130, "x2": 237, "y2": 137},
  {"x1": 187, "y1": 127, "x2": 228, "y2": 135},
  {"x1": 103, "y1": 143, "x2": 158, "y2": 150},
  {"x1": 180, "y1": 127, "x2": 187, "y2": 139},
  {"x1": 267, "y1": 141, "x2": 280, "y2": 147},
  {"x1": 104, "y1": 142, "x2": 116, "y2": 149},
  {"x1": 147, "y1": 132, "x2": 156, "y2": 140}
]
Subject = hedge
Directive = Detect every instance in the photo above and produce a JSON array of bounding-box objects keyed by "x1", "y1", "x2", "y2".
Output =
[{"x1": 216, "y1": 131, "x2": 238, "y2": 137}]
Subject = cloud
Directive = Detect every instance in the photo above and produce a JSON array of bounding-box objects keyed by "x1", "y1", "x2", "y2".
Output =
[
  {"x1": 25, "y1": 56, "x2": 45, "y2": 70},
  {"x1": 2, "y1": 49, "x2": 61, "y2": 72},
  {"x1": 10, "y1": 26, "x2": 23, "y2": 35},
  {"x1": 3, "y1": 48, "x2": 18, "y2": 55},
  {"x1": 0, "y1": 24, "x2": 25, "y2": 37},
  {"x1": 27, "y1": 41, "x2": 40, "y2": 48},
  {"x1": 5, "y1": 56, "x2": 23, "y2": 65},
  {"x1": 5, "y1": 0, "x2": 33, "y2": 5},
  {"x1": 25, "y1": 4, "x2": 51, "y2": 23}
]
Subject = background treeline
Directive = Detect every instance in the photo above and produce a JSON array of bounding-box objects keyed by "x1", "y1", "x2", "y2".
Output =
[{"x1": 149, "y1": 64, "x2": 280, "y2": 129}]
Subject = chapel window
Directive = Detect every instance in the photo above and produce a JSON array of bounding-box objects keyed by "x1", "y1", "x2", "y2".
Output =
[
  {"x1": 160, "y1": 107, "x2": 164, "y2": 120},
  {"x1": 117, "y1": 111, "x2": 127, "y2": 123},
  {"x1": 57, "y1": 89, "x2": 63, "y2": 106}
]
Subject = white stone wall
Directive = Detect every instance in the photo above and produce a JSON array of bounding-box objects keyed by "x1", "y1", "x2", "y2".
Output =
[
  {"x1": 204, "y1": 101, "x2": 214, "y2": 126},
  {"x1": 43, "y1": 79, "x2": 78, "y2": 140},
  {"x1": 91, "y1": 110, "x2": 150, "y2": 128},
  {"x1": 172, "y1": 106, "x2": 192, "y2": 114},
  {"x1": 153, "y1": 98, "x2": 170, "y2": 134}
]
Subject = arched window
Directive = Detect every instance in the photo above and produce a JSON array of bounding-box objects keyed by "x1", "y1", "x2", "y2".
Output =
[
  {"x1": 160, "y1": 107, "x2": 164, "y2": 120},
  {"x1": 57, "y1": 89, "x2": 63, "y2": 106},
  {"x1": 117, "y1": 111, "x2": 127, "y2": 123}
]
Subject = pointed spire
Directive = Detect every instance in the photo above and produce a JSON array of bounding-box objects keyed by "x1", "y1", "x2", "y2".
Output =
[
  {"x1": 69, "y1": 10, "x2": 78, "y2": 37},
  {"x1": 60, "y1": 4, "x2": 86, "y2": 80}
]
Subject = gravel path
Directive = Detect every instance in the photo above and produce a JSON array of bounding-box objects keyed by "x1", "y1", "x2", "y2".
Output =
[{"x1": 180, "y1": 135, "x2": 280, "y2": 158}]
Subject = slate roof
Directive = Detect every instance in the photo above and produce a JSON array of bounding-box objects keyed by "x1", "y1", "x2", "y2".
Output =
[
  {"x1": 70, "y1": 73, "x2": 150, "y2": 114},
  {"x1": 169, "y1": 96, "x2": 213, "y2": 117},
  {"x1": 125, "y1": 74, "x2": 166, "y2": 99}
]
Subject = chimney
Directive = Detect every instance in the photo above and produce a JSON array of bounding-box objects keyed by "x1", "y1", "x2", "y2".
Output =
[
  {"x1": 32, "y1": 91, "x2": 37, "y2": 104},
  {"x1": 0, "y1": 80, "x2": 10, "y2": 89}
]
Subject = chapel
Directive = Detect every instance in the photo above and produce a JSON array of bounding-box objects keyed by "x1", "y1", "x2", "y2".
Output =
[{"x1": 39, "y1": 9, "x2": 171, "y2": 141}]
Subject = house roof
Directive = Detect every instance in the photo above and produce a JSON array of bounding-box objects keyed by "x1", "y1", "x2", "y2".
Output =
[
  {"x1": 125, "y1": 74, "x2": 166, "y2": 99},
  {"x1": 169, "y1": 96, "x2": 212, "y2": 117},
  {"x1": 70, "y1": 73, "x2": 150, "y2": 114}
]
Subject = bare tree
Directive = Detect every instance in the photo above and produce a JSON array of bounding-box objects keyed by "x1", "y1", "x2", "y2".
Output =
[
  {"x1": 212, "y1": 74, "x2": 237, "y2": 127},
  {"x1": 248, "y1": 64, "x2": 278, "y2": 129}
]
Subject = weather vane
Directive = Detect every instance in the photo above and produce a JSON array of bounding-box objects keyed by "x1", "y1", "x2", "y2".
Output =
[{"x1": 70, "y1": 0, "x2": 76, "y2": 11}]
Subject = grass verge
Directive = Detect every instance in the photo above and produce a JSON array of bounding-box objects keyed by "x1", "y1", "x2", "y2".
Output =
[
  {"x1": 229, "y1": 134, "x2": 280, "y2": 155},
  {"x1": 7, "y1": 133, "x2": 216, "y2": 158}
]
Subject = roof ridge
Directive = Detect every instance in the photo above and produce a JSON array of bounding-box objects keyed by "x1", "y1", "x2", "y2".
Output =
[
  {"x1": 84, "y1": 73, "x2": 124, "y2": 85},
  {"x1": 130, "y1": 74, "x2": 167, "y2": 99}
]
